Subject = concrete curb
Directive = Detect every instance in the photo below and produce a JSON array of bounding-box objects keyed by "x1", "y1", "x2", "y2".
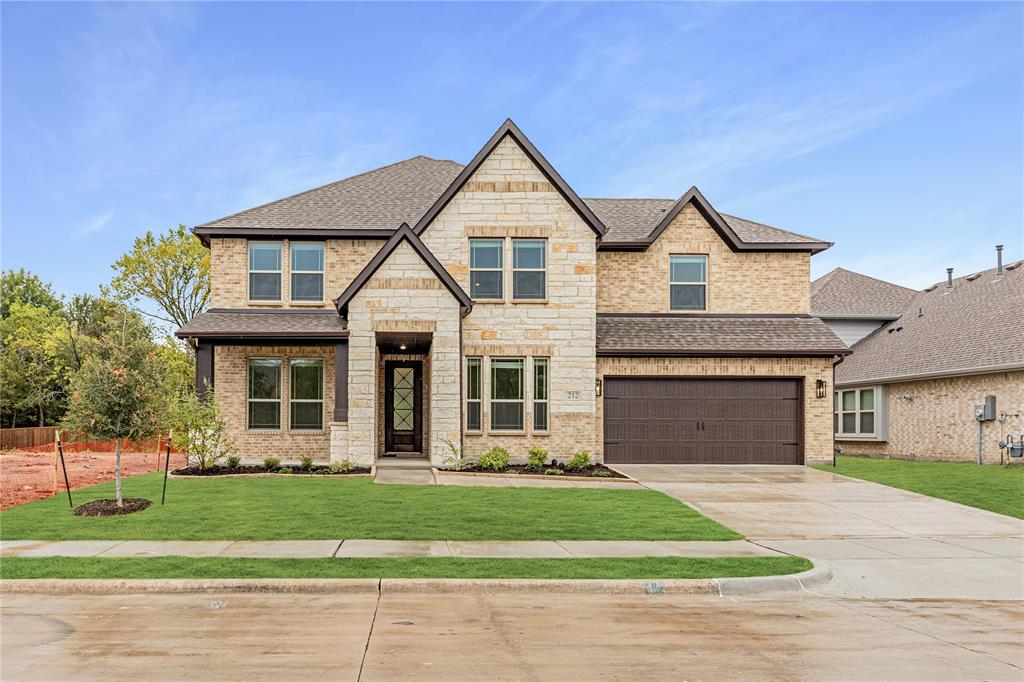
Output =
[{"x1": 0, "y1": 561, "x2": 830, "y2": 596}]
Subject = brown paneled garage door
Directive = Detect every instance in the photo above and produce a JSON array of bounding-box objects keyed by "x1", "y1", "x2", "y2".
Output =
[{"x1": 603, "y1": 377, "x2": 803, "y2": 464}]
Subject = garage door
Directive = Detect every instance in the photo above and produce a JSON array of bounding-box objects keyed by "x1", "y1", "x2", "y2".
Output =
[{"x1": 603, "y1": 377, "x2": 803, "y2": 464}]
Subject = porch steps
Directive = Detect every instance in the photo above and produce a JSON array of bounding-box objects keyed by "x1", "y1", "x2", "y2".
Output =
[{"x1": 374, "y1": 458, "x2": 432, "y2": 470}]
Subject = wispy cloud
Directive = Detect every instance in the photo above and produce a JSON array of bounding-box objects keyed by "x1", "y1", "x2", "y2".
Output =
[{"x1": 79, "y1": 207, "x2": 115, "y2": 235}]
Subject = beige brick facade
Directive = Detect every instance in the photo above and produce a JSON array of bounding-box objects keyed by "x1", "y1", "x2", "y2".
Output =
[
  {"x1": 597, "y1": 204, "x2": 811, "y2": 314},
  {"x1": 838, "y1": 370, "x2": 1024, "y2": 463}
]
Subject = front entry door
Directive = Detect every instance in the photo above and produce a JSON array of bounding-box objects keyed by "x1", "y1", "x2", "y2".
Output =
[{"x1": 384, "y1": 361, "x2": 422, "y2": 454}]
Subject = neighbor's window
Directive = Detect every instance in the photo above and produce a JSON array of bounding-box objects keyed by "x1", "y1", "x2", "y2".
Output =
[
  {"x1": 466, "y1": 357, "x2": 482, "y2": 431},
  {"x1": 249, "y1": 242, "x2": 282, "y2": 301},
  {"x1": 533, "y1": 358, "x2": 549, "y2": 431},
  {"x1": 490, "y1": 358, "x2": 524, "y2": 430},
  {"x1": 248, "y1": 358, "x2": 281, "y2": 429},
  {"x1": 835, "y1": 388, "x2": 875, "y2": 436},
  {"x1": 513, "y1": 239, "x2": 546, "y2": 300},
  {"x1": 289, "y1": 359, "x2": 324, "y2": 430},
  {"x1": 669, "y1": 255, "x2": 707, "y2": 311},
  {"x1": 469, "y1": 239, "x2": 504, "y2": 299},
  {"x1": 291, "y1": 242, "x2": 324, "y2": 302}
]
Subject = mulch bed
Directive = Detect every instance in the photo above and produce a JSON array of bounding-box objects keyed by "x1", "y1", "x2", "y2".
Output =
[
  {"x1": 74, "y1": 498, "x2": 152, "y2": 516},
  {"x1": 446, "y1": 464, "x2": 627, "y2": 479},
  {"x1": 171, "y1": 465, "x2": 371, "y2": 477}
]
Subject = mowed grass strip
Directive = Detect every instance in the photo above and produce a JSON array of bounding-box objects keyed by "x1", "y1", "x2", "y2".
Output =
[
  {"x1": 0, "y1": 473, "x2": 740, "y2": 541},
  {"x1": 813, "y1": 456, "x2": 1024, "y2": 519},
  {"x1": 0, "y1": 556, "x2": 809, "y2": 580}
]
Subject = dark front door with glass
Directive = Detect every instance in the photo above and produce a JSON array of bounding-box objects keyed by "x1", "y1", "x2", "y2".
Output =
[{"x1": 384, "y1": 361, "x2": 422, "y2": 454}]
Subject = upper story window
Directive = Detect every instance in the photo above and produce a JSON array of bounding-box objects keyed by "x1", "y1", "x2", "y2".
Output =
[
  {"x1": 248, "y1": 358, "x2": 281, "y2": 429},
  {"x1": 249, "y1": 242, "x2": 282, "y2": 301},
  {"x1": 669, "y1": 255, "x2": 707, "y2": 311},
  {"x1": 291, "y1": 242, "x2": 324, "y2": 302},
  {"x1": 835, "y1": 388, "x2": 875, "y2": 436},
  {"x1": 469, "y1": 239, "x2": 503, "y2": 300},
  {"x1": 512, "y1": 239, "x2": 546, "y2": 300}
]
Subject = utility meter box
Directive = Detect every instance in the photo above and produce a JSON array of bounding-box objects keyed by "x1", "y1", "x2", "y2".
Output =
[{"x1": 977, "y1": 395, "x2": 997, "y2": 421}]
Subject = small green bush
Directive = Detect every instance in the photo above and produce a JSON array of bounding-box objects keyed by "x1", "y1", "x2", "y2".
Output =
[
  {"x1": 299, "y1": 455, "x2": 315, "y2": 471},
  {"x1": 479, "y1": 446, "x2": 510, "y2": 472},
  {"x1": 263, "y1": 456, "x2": 280, "y2": 471},
  {"x1": 545, "y1": 468, "x2": 564, "y2": 476},
  {"x1": 566, "y1": 450, "x2": 592, "y2": 471},
  {"x1": 226, "y1": 455, "x2": 241, "y2": 470},
  {"x1": 527, "y1": 446, "x2": 548, "y2": 471},
  {"x1": 278, "y1": 467, "x2": 292, "y2": 474},
  {"x1": 329, "y1": 458, "x2": 356, "y2": 474},
  {"x1": 593, "y1": 469, "x2": 611, "y2": 478}
]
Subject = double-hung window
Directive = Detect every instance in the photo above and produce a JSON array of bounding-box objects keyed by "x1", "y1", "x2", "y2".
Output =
[
  {"x1": 669, "y1": 255, "x2": 707, "y2": 311},
  {"x1": 248, "y1": 359, "x2": 281, "y2": 429},
  {"x1": 835, "y1": 388, "x2": 875, "y2": 436},
  {"x1": 533, "y1": 358, "x2": 549, "y2": 431},
  {"x1": 469, "y1": 239, "x2": 504, "y2": 300},
  {"x1": 291, "y1": 242, "x2": 324, "y2": 302},
  {"x1": 249, "y1": 242, "x2": 282, "y2": 301},
  {"x1": 290, "y1": 359, "x2": 324, "y2": 430},
  {"x1": 490, "y1": 358, "x2": 524, "y2": 430},
  {"x1": 466, "y1": 358, "x2": 482, "y2": 431},
  {"x1": 512, "y1": 239, "x2": 546, "y2": 300}
]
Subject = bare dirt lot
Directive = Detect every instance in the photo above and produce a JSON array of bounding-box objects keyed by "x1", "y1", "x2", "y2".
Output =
[{"x1": 0, "y1": 448, "x2": 187, "y2": 511}]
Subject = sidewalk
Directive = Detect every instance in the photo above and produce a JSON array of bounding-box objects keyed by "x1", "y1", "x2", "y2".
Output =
[{"x1": 1, "y1": 539, "x2": 783, "y2": 559}]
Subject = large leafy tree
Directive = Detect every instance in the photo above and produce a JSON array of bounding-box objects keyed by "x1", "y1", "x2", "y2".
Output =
[
  {"x1": 0, "y1": 303, "x2": 65, "y2": 426},
  {"x1": 0, "y1": 269, "x2": 62, "y2": 318},
  {"x1": 107, "y1": 224, "x2": 210, "y2": 345}
]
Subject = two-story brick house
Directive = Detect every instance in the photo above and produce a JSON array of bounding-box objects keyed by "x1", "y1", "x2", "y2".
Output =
[{"x1": 177, "y1": 120, "x2": 849, "y2": 467}]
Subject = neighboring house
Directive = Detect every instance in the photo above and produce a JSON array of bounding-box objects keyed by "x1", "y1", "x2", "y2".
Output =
[
  {"x1": 821, "y1": 250, "x2": 1024, "y2": 463},
  {"x1": 811, "y1": 268, "x2": 917, "y2": 345},
  {"x1": 177, "y1": 119, "x2": 849, "y2": 468}
]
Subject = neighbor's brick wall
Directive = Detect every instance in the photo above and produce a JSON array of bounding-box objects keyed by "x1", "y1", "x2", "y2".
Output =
[
  {"x1": 214, "y1": 345, "x2": 335, "y2": 460},
  {"x1": 596, "y1": 204, "x2": 811, "y2": 314},
  {"x1": 596, "y1": 356, "x2": 835, "y2": 463},
  {"x1": 838, "y1": 370, "x2": 1024, "y2": 463},
  {"x1": 420, "y1": 135, "x2": 598, "y2": 462}
]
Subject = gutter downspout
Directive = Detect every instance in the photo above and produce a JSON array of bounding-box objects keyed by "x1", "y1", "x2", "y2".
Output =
[{"x1": 832, "y1": 354, "x2": 846, "y2": 468}]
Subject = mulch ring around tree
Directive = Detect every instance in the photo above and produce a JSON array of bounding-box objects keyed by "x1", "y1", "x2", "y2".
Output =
[
  {"x1": 73, "y1": 498, "x2": 152, "y2": 516},
  {"x1": 171, "y1": 465, "x2": 372, "y2": 477}
]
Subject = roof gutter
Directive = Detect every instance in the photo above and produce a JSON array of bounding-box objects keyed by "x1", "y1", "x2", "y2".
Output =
[
  {"x1": 597, "y1": 348, "x2": 852, "y2": 358},
  {"x1": 191, "y1": 227, "x2": 394, "y2": 247},
  {"x1": 836, "y1": 363, "x2": 1024, "y2": 387}
]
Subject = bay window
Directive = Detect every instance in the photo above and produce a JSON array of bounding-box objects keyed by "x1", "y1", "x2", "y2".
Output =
[{"x1": 835, "y1": 387, "x2": 877, "y2": 437}]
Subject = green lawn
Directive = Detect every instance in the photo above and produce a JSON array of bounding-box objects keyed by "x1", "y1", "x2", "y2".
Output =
[
  {"x1": 0, "y1": 556, "x2": 810, "y2": 580},
  {"x1": 813, "y1": 456, "x2": 1024, "y2": 519},
  {"x1": 0, "y1": 473, "x2": 739, "y2": 541}
]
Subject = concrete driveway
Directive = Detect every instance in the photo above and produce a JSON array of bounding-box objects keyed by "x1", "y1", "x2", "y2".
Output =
[{"x1": 615, "y1": 464, "x2": 1024, "y2": 600}]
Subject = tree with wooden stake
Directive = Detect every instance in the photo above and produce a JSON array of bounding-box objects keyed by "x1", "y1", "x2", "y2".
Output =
[{"x1": 61, "y1": 315, "x2": 163, "y2": 515}]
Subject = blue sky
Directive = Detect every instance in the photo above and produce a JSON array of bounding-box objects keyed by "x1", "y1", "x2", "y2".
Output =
[{"x1": 3, "y1": 1, "x2": 1022, "y2": 298}]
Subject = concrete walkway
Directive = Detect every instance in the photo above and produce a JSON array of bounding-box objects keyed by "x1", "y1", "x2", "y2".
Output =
[{"x1": 0, "y1": 538, "x2": 780, "y2": 559}]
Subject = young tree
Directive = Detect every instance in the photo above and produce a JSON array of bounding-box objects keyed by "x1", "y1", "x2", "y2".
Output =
[
  {"x1": 107, "y1": 224, "x2": 210, "y2": 346},
  {"x1": 170, "y1": 388, "x2": 234, "y2": 470},
  {"x1": 62, "y1": 320, "x2": 163, "y2": 507}
]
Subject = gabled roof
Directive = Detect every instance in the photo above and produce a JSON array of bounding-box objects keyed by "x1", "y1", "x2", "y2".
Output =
[
  {"x1": 412, "y1": 118, "x2": 606, "y2": 238},
  {"x1": 333, "y1": 223, "x2": 472, "y2": 317},
  {"x1": 175, "y1": 309, "x2": 348, "y2": 340},
  {"x1": 811, "y1": 268, "x2": 918, "y2": 319},
  {"x1": 836, "y1": 259, "x2": 1024, "y2": 385}
]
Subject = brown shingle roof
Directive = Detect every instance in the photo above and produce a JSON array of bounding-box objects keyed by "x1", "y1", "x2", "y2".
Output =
[
  {"x1": 597, "y1": 314, "x2": 850, "y2": 357},
  {"x1": 836, "y1": 261, "x2": 1024, "y2": 385},
  {"x1": 175, "y1": 309, "x2": 347, "y2": 339},
  {"x1": 811, "y1": 268, "x2": 918, "y2": 318}
]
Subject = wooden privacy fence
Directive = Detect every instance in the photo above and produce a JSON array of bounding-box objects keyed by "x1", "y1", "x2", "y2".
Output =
[{"x1": 0, "y1": 426, "x2": 58, "y2": 450}]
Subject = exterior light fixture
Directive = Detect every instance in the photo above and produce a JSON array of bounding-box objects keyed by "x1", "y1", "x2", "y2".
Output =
[
  {"x1": 399, "y1": 343, "x2": 407, "y2": 351},
  {"x1": 815, "y1": 379, "x2": 827, "y2": 399},
  {"x1": 595, "y1": 378, "x2": 602, "y2": 397}
]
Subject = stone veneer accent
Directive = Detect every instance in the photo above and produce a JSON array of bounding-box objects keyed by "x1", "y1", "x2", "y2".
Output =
[
  {"x1": 596, "y1": 356, "x2": 836, "y2": 463},
  {"x1": 596, "y1": 204, "x2": 811, "y2": 314},
  {"x1": 214, "y1": 345, "x2": 335, "y2": 460},
  {"x1": 838, "y1": 370, "x2": 1024, "y2": 463}
]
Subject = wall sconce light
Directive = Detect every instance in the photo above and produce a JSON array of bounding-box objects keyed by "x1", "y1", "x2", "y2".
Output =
[
  {"x1": 902, "y1": 393, "x2": 914, "y2": 401},
  {"x1": 815, "y1": 379, "x2": 827, "y2": 399},
  {"x1": 399, "y1": 343, "x2": 407, "y2": 351},
  {"x1": 595, "y1": 378, "x2": 602, "y2": 397}
]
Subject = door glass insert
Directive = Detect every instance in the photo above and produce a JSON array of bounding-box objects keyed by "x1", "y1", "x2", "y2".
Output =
[{"x1": 392, "y1": 367, "x2": 415, "y2": 431}]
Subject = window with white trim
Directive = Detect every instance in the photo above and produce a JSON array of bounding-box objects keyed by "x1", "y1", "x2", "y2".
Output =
[
  {"x1": 669, "y1": 255, "x2": 707, "y2": 311},
  {"x1": 290, "y1": 242, "x2": 324, "y2": 302},
  {"x1": 490, "y1": 358, "x2": 524, "y2": 431},
  {"x1": 533, "y1": 358, "x2": 548, "y2": 431},
  {"x1": 289, "y1": 359, "x2": 323, "y2": 430},
  {"x1": 512, "y1": 239, "x2": 546, "y2": 300},
  {"x1": 469, "y1": 239, "x2": 503, "y2": 300},
  {"x1": 248, "y1": 358, "x2": 281, "y2": 429},
  {"x1": 466, "y1": 357, "x2": 482, "y2": 431},
  {"x1": 249, "y1": 242, "x2": 282, "y2": 301},
  {"x1": 835, "y1": 388, "x2": 875, "y2": 436}
]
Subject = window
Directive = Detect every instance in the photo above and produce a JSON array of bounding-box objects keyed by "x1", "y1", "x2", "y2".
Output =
[
  {"x1": 835, "y1": 388, "x2": 876, "y2": 436},
  {"x1": 490, "y1": 358, "x2": 524, "y2": 430},
  {"x1": 290, "y1": 359, "x2": 323, "y2": 430},
  {"x1": 249, "y1": 242, "x2": 282, "y2": 301},
  {"x1": 466, "y1": 357, "x2": 482, "y2": 431},
  {"x1": 513, "y1": 239, "x2": 546, "y2": 300},
  {"x1": 533, "y1": 358, "x2": 548, "y2": 431},
  {"x1": 291, "y1": 242, "x2": 324, "y2": 302},
  {"x1": 469, "y1": 239, "x2": 503, "y2": 299},
  {"x1": 669, "y1": 255, "x2": 707, "y2": 311},
  {"x1": 248, "y1": 359, "x2": 281, "y2": 429}
]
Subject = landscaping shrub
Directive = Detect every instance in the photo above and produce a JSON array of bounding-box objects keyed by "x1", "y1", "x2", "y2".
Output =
[
  {"x1": 479, "y1": 446, "x2": 510, "y2": 472},
  {"x1": 527, "y1": 446, "x2": 548, "y2": 471},
  {"x1": 545, "y1": 468, "x2": 564, "y2": 476},
  {"x1": 329, "y1": 458, "x2": 356, "y2": 474},
  {"x1": 226, "y1": 455, "x2": 240, "y2": 470},
  {"x1": 299, "y1": 455, "x2": 315, "y2": 471},
  {"x1": 567, "y1": 450, "x2": 592, "y2": 471},
  {"x1": 593, "y1": 470, "x2": 611, "y2": 478},
  {"x1": 170, "y1": 388, "x2": 234, "y2": 471},
  {"x1": 263, "y1": 456, "x2": 280, "y2": 470},
  {"x1": 441, "y1": 438, "x2": 471, "y2": 471}
]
